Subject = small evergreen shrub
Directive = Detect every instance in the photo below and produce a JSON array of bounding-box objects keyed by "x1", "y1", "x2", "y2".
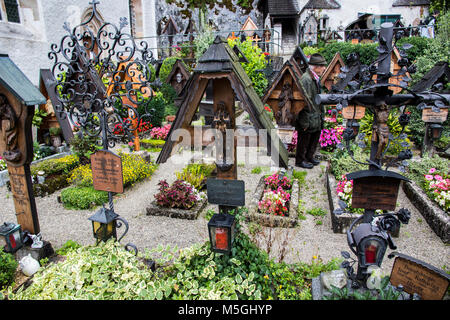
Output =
[
  {"x1": 60, "y1": 186, "x2": 109, "y2": 210},
  {"x1": 0, "y1": 251, "x2": 18, "y2": 289}
]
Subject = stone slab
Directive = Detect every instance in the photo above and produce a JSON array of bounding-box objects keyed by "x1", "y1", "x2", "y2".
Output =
[
  {"x1": 146, "y1": 198, "x2": 207, "y2": 220},
  {"x1": 402, "y1": 180, "x2": 449, "y2": 244}
]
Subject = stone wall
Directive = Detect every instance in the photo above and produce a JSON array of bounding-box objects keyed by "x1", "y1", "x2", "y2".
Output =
[{"x1": 154, "y1": 0, "x2": 263, "y2": 51}]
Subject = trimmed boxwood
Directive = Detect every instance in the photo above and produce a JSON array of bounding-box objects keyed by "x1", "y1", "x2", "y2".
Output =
[{"x1": 60, "y1": 186, "x2": 109, "y2": 210}]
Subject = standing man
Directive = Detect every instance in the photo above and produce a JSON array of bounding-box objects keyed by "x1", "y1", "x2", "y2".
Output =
[{"x1": 294, "y1": 53, "x2": 327, "y2": 169}]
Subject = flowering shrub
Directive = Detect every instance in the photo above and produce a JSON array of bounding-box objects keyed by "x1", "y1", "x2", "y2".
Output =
[
  {"x1": 264, "y1": 173, "x2": 292, "y2": 191},
  {"x1": 319, "y1": 126, "x2": 344, "y2": 152},
  {"x1": 258, "y1": 173, "x2": 293, "y2": 216},
  {"x1": 258, "y1": 187, "x2": 290, "y2": 216},
  {"x1": 154, "y1": 179, "x2": 205, "y2": 210},
  {"x1": 424, "y1": 168, "x2": 449, "y2": 211},
  {"x1": 113, "y1": 120, "x2": 153, "y2": 136},
  {"x1": 336, "y1": 175, "x2": 353, "y2": 207},
  {"x1": 336, "y1": 175, "x2": 364, "y2": 214},
  {"x1": 150, "y1": 124, "x2": 171, "y2": 140},
  {"x1": 264, "y1": 105, "x2": 274, "y2": 122},
  {"x1": 68, "y1": 152, "x2": 156, "y2": 188}
]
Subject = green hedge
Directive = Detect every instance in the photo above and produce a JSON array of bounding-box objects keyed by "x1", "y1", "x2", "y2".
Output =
[
  {"x1": 60, "y1": 186, "x2": 109, "y2": 210},
  {"x1": 321, "y1": 41, "x2": 378, "y2": 66}
]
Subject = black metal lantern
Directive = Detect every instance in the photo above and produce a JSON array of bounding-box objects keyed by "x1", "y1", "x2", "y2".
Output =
[
  {"x1": 88, "y1": 207, "x2": 119, "y2": 242},
  {"x1": 348, "y1": 222, "x2": 390, "y2": 283},
  {"x1": 208, "y1": 213, "x2": 236, "y2": 255},
  {"x1": 0, "y1": 222, "x2": 24, "y2": 253},
  {"x1": 429, "y1": 123, "x2": 443, "y2": 140}
]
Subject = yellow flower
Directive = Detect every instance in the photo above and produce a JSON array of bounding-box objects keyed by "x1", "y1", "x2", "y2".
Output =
[
  {"x1": 264, "y1": 275, "x2": 269, "y2": 280},
  {"x1": 313, "y1": 255, "x2": 318, "y2": 260}
]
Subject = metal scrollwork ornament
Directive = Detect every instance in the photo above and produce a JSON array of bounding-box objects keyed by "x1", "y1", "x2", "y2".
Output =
[{"x1": 48, "y1": 0, "x2": 157, "y2": 149}]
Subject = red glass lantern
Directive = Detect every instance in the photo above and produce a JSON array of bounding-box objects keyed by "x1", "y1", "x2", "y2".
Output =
[
  {"x1": 208, "y1": 213, "x2": 236, "y2": 255},
  {"x1": 0, "y1": 222, "x2": 24, "y2": 253}
]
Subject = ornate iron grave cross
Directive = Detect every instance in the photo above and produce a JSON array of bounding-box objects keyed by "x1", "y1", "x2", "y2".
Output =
[
  {"x1": 316, "y1": 22, "x2": 449, "y2": 287},
  {"x1": 48, "y1": 1, "x2": 157, "y2": 250},
  {"x1": 317, "y1": 22, "x2": 449, "y2": 220}
]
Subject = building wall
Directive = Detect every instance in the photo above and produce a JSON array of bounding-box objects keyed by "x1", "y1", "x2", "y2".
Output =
[{"x1": 0, "y1": 0, "x2": 158, "y2": 85}]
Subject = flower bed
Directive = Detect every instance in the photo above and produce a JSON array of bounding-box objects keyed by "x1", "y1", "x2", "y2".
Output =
[
  {"x1": 423, "y1": 168, "x2": 449, "y2": 212},
  {"x1": 149, "y1": 124, "x2": 171, "y2": 140},
  {"x1": 245, "y1": 173, "x2": 299, "y2": 228},
  {"x1": 146, "y1": 179, "x2": 207, "y2": 220},
  {"x1": 60, "y1": 152, "x2": 157, "y2": 210},
  {"x1": 402, "y1": 166, "x2": 449, "y2": 243}
]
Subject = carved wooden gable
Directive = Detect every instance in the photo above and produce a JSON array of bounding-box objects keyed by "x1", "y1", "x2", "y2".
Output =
[
  {"x1": 0, "y1": 54, "x2": 46, "y2": 166},
  {"x1": 321, "y1": 52, "x2": 345, "y2": 92},
  {"x1": 262, "y1": 49, "x2": 309, "y2": 128},
  {"x1": 166, "y1": 59, "x2": 190, "y2": 96},
  {"x1": 241, "y1": 16, "x2": 259, "y2": 37}
]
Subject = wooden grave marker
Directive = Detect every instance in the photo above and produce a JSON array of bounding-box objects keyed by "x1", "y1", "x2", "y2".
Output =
[
  {"x1": 91, "y1": 150, "x2": 124, "y2": 194},
  {"x1": 421, "y1": 107, "x2": 448, "y2": 123},
  {"x1": 389, "y1": 252, "x2": 450, "y2": 300},
  {"x1": 0, "y1": 54, "x2": 47, "y2": 234},
  {"x1": 342, "y1": 105, "x2": 366, "y2": 120},
  {"x1": 347, "y1": 170, "x2": 409, "y2": 211}
]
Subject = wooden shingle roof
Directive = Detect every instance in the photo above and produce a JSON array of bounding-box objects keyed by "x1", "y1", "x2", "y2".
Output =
[
  {"x1": 411, "y1": 61, "x2": 450, "y2": 93},
  {"x1": 0, "y1": 54, "x2": 46, "y2": 106},
  {"x1": 266, "y1": 0, "x2": 300, "y2": 16}
]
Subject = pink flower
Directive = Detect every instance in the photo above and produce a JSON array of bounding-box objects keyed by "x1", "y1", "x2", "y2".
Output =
[
  {"x1": 434, "y1": 175, "x2": 443, "y2": 181},
  {"x1": 425, "y1": 175, "x2": 434, "y2": 181},
  {"x1": 429, "y1": 168, "x2": 436, "y2": 174}
]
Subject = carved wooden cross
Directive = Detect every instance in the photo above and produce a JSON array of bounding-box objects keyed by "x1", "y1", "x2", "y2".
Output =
[{"x1": 0, "y1": 55, "x2": 46, "y2": 234}]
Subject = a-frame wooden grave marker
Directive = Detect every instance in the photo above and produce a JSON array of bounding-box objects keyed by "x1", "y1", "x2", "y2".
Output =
[
  {"x1": 262, "y1": 46, "x2": 310, "y2": 146},
  {"x1": 165, "y1": 59, "x2": 191, "y2": 96},
  {"x1": 321, "y1": 52, "x2": 345, "y2": 92},
  {"x1": 156, "y1": 36, "x2": 289, "y2": 173}
]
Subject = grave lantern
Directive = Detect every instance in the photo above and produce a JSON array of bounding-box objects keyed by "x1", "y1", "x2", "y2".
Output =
[
  {"x1": 0, "y1": 222, "x2": 24, "y2": 253},
  {"x1": 429, "y1": 123, "x2": 443, "y2": 140},
  {"x1": 207, "y1": 213, "x2": 236, "y2": 255},
  {"x1": 349, "y1": 222, "x2": 389, "y2": 282},
  {"x1": 88, "y1": 207, "x2": 119, "y2": 242}
]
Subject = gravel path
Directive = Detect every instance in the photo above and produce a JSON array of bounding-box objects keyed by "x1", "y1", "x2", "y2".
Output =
[{"x1": 0, "y1": 145, "x2": 448, "y2": 277}]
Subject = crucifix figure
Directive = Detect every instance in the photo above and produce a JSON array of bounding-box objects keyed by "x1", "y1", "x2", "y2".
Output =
[
  {"x1": 372, "y1": 103, "x2": 391, "y2": 160},
  {"x1": 212, "y1": 101, "x2": 232, "y2": 171}
]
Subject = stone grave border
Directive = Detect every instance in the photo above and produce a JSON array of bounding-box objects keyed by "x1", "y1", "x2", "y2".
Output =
[
  {"x1": 402, "y1": 180, "x2": 449, "y2": 244},
  {"x1": 244, "y1": 175, "x2": 299, "y2": 228},
  {"x1": 146, "y1": 197, "x2": 208, "y2": 220}
]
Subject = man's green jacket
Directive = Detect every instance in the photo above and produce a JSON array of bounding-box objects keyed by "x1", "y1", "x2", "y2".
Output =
[{"x1": 294, "y1": 70, "x2": 324, "y2": 133}]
